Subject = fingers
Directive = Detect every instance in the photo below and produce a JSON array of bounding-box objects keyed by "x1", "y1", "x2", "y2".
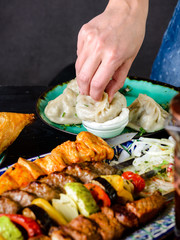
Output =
[
  {"x1": 105, "y1": 59, "x2": 133, "y2": 102},
  {"x1": 89, "y1": 60, "x2": 117, "y2": 101},
  {"x1": 77, "y1": 45, "x2": 120, "y2": 101},
  {"x1": 76, "y1": 53, "x2": 101, "y2": 95}
]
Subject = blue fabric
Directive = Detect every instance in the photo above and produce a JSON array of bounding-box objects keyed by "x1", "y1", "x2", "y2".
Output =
[{"x1": 150, "y1": 0, "x2": 180, "y2": 87}]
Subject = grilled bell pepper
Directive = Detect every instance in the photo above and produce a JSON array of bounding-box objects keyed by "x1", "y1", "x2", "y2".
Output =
[
  {"x1": 92, "y1": 177, "x2": 117, "y2": 203},
  {"x1": 84, "y1": 183, "x2": 111, "y2": 207},
  {"x1": 101, "y1": 175, "x2": 134, "y2": 202},
  {"x1": 31, "y1": 198, "x2": 67, "y2": 225},
  {"x1": 0, "y1": 214, "x2": 42, "y2": 238}
]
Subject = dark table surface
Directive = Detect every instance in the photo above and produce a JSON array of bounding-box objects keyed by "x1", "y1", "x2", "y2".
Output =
[
  {"x1": 0, "y1": 85, "x2": 176, "y2": 239},
  {"x1": 0, "y1": 85, "x2": 76, "y2": 168}
]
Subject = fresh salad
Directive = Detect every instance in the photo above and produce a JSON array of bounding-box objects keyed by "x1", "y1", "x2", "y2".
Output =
[{"x1": 112, "y1": 137, "x2": 175, "y2": 195}]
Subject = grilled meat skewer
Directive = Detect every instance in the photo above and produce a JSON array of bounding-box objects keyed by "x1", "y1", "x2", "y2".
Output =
[
  {"x1": 0, "y1": 161, "x2": 118, "y2": 214},
  {"x1": 62, "y1": 161, "x2": 120, "y2": 183},
  {"x1": 51, "y1": 192, "x2": 166, "y2": 240}
]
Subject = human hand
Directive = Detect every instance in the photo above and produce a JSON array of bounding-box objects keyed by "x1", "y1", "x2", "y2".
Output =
[{"x1": 76, "y1": 0, "x2": 149, "y2": 102}]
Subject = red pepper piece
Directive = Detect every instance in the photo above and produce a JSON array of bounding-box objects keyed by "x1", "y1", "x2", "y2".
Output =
[
  {"x1": 0, "y1": 214, "x2": 42, "y2": 237},
  {"x1": 84, "y1": 183, "x2": 111, "y2": 207}
]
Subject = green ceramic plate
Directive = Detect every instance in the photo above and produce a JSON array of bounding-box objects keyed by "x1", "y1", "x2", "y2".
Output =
[
  {"x1": 36, "y1": 77, "x2": 179, "y2": 136},
  {"x1": 0, "y1": 151, "x2": 7, "y2": 166}
]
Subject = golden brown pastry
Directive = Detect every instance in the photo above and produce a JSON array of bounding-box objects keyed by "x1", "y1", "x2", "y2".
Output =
[{"x1": 0, "y1": 112, "x2": 35, "y2": 154}]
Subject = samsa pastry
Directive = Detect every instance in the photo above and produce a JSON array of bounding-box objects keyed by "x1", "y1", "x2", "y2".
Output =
[
  {"x1": 127, "y1": 94, "x2": 169, "y2": 132},
  {"x1": 0, "y1": 112, "x2": 35, "y2": 154},
  {"x1": 45, "y1": 87, "x2": 81, "y2": 124},
  {"x1": 76, "y1": 91, "x2": 127, "y2": 123}
]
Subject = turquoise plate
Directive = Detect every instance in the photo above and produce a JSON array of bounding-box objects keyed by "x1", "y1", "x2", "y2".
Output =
[
  {"x1": 0, "y1": 151, "x2": 7, "y2": 166},
  {"x1": 36, "y1": 77, "x2": 179, "y2": 136}
]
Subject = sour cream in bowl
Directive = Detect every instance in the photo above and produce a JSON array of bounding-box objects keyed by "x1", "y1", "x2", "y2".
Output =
[{"x1": 82, "y1": 108, "x2": 129, "y2": 138}]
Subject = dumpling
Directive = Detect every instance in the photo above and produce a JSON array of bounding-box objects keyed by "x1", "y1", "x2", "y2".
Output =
[
  {"x1": 76, "y1": 91, "x2": 127, "y2": 123},
  {"x1": 0, "y1": 112, "x2": 35, "y2": 154},
  {"x1": 44, "y1": 88, "x2": 81, "y2": 124},
  {"x1": 66, "y1": 78, "x2": 80, "y2": 94},
  {"x1": 127, "y1": 94, "x2": 169, "y2": 132}
]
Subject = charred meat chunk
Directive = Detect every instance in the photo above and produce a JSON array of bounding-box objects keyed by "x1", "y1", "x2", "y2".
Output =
[
  {"x1": 63, "y1": 164, "x2": 99, "y2": 183},
  {"x1": 62, "y1": 161, "x2": 120, "y2": 184},
  {"x1": 28, "y1": 235, "x2": 51, "y2": 240},
  {"x1": 61, "y1": 215, "x2": 102, "y2": 240},
  {"x1": 92, "y1": 162, "x2": 120, "y2": 175},
  {"x1": 0, "y1": 196, "x2": 21, "y2": 214},
  {"x1": 126, "y1": 191, "x2": 165, "y2": 224},
  {"x1": 2, "y1": 189, "x2": 36, "y2": 207},
  {"x1": 90, "y1": 207, "x2": 124, "y2": 240},
  {"x1": 112, "y1": 204, "x2": 139, "y2": 228},
  {"x1": 21, "y1": 181, "x2": 60, "y2": 201},
  {"x1": 39, "y1": 172, "x2": 81, "y2": 192},
  {"x1": 51, "y1": 229, "x2": 74, "y2": 240}
]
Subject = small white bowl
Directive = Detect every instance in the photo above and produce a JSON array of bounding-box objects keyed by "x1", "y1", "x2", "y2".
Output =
[{"x1": 82, "y1": 108, "x2": 129, "y2": 139}]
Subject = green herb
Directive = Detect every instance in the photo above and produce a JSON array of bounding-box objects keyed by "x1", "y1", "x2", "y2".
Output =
[
  {"x1": 75, "y1": 113, "x2": 78, "y2": 117},
  {"x1": 160, "y1": 102, "x2": 169, "y2": 111},
  {"x1": 62, "y1": 112, "x2": 66, "y2": 117},
  {"x1": 125, "y1": 85, "x2": 132, "y2": 92},
  {"x1": 139, "y1": 127, "x2": 146, "y2": 136},
  {"x1": 84, "y1": 104, "x2": 89, "y2": 107},
  {"x1": 75, "y1": 124, "x2": 82, "y2": 128}
]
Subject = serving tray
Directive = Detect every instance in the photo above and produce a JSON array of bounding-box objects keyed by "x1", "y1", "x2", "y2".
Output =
[{"x1": 0, "y1": 141, "x2": 175, "y2": 240}]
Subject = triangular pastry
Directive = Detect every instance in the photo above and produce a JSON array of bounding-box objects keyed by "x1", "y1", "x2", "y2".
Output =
[{"x1": 0, "y1": 112, "x2": 35, "y2": 154}]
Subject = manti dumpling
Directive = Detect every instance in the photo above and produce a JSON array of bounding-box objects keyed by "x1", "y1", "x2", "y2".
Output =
[
  {"x1": 45, "y1": 87, "x2": 81, "y2": 124},
  {"x1": 0, "y1": 112, "x2": 35, "y2": 154},
  {"x1": 127, "y1": 94, "x2": 169, "y2": 132},
  {"x1": 66, "y1": 78, "x2": 80, "y2": 94},
  {"x1": 76, "y1": 91, "x2": 127, "y2": 123}
]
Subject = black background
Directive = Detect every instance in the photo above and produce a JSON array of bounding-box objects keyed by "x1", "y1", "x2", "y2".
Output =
[{"x1": 0, "y1": 0, "x2": 178, "y2": 86}]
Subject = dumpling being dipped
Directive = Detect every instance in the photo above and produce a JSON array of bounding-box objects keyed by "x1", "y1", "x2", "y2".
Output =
[
  {"x1": 76, "y1": 91, "x2": 127, "y2": 123},
  {"x1": 127, "y1": 94, "x2": 169, "y2": 132}
]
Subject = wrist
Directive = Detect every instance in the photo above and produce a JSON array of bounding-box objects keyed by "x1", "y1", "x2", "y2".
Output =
[{"x1": 106, "y1": 0, "x2": 149, "y2": 21}]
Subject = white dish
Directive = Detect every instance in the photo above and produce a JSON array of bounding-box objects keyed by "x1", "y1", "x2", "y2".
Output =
[{"x1": 82, "y1": 108, "x2": 129, "y2": 138}]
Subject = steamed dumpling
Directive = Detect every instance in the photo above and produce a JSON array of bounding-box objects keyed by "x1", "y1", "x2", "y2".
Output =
[
  {"x1": 127, "y1": 94, "x2": 169, "y2": 132},
  {"x1": 76, "y1": 91, "x2": 127, "y2": 123},
  {"x1": 45, "y1": 88, "x2": 81, "y2": 124},
  {"x1": 66, "y1": 78, "x2": 80, "y2": 94}
]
